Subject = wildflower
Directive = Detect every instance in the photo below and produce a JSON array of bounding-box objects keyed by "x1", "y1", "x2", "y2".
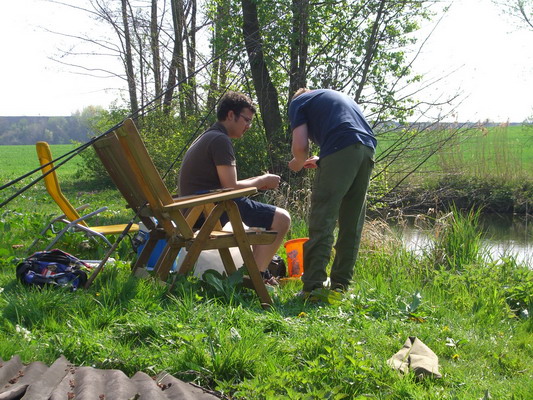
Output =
[
  {"x1": 230, "y1": 327, "x2": 241, "y2": 341},
  {"x1": 15, "y1": 324, "x2": 33, "y2": 342}
]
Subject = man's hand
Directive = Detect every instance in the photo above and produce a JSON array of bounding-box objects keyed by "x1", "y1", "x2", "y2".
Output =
[
  {"x1": 303, "y1": 156, "x2": 319, "y2": 169},
  {"x1": 289, "y1": 158, "x2": 305, "y2": 172},
  {"x1": 259, "y1": 173, "x2": 281, "y2": 190},
  {"x1": 289, "y1": 156, "x2": 318, "y2": 171}
]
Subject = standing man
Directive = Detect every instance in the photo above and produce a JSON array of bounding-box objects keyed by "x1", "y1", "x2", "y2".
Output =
[
  {"x1": 288, "y1": 88, "x2": 376, "y2": 295},
  {"x1": 179, "y1": 91, "x2": 291, "y2": 285}
]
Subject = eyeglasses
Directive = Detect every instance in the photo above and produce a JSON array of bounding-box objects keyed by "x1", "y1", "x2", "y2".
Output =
[{"x1": 239, "y1": 114, "x2": 253, "y2": 126}]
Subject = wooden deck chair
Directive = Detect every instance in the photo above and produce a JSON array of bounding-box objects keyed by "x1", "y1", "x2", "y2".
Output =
[
  {"x1": 29, "y1": 141, "x2": 139, "y2": 251},
  {"x1": 93, "y1": 119, "x2": 276, "y2": 308}
]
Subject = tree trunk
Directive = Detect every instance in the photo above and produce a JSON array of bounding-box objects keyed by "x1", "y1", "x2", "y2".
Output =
[
  {"x1": 289, "y1": 0, "x2": 309, "y2": 99},
  {"x1": 241, "y1": 0, "x2": 284, "y2": 169},
  {"x1": 121, "y1": 0, "x2": 139, "y2": 116},
  {"x1": 207, "y1": 1, "x2": 231, "y2": 111},
  {"x1": 185, "y1": 0, "x2": 197, "y2": 112},
  {"x1": 164, "y1": 0, "x2": 187, "y2": 119},
  {"x1": 151, "y1": 0, "x2": 162, "y2": 107},
  {"x1": 354, "y1": 0, "x2": 386, "y2": 103}
]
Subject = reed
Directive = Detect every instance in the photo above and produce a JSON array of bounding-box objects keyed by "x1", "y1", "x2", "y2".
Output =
[{"x1": 429, "y1": 206, "x2": 484, "y2": 270}]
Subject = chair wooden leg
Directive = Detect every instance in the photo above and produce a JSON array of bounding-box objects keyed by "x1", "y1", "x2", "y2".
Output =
[
  {"x1": 153, "y1": 239, "x2": 182, "y2": 281},
  {"x1": 219, "y1": 248, "x2": 237, "y2": 275},
  {"x1": 133, "y1": 234, "x2": 158, "y2": 272},
  {"x1": 177, "y1": 203, "x2": 225, "y2": 276},
  {"x1": 225, "y1": 201, "x2": 272, "y2": 308}
]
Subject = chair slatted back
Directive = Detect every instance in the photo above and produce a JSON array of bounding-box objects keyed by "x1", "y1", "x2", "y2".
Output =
[
  {"x1": 115, "y1": 119, "x2": 194, "y2": 239},
  {"x1": 92, "y1": 133, "x2": 156, "y2": 231}
]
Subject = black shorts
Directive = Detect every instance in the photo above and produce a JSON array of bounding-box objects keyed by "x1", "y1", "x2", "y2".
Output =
[{"x1": 193, "y1": 197, "x2": 276, "y2": 230}]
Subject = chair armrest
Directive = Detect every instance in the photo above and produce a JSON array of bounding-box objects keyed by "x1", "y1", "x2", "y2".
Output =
[
  {"x1": 50, "y1": 204, "x2": 92, "y2": 223},
  {"x1": 68, "y1": 206, "x2": 109, "y2": 225},
  {"x1": 163, "y1": 187, "x2": 257, "y2": 211}
]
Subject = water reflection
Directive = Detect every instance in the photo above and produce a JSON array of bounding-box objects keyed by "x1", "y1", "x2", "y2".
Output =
[{"x1": 392, "y1": 214, "x2": 532, "y2": 267}]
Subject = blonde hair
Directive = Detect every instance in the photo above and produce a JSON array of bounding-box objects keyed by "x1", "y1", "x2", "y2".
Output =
[{"x1": 292, "y1": 88, "x2": 311, "y2": 100}]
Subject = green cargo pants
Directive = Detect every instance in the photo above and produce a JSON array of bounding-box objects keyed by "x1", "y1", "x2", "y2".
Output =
[{"x1": 302, "y1": 143, "x2": 375, "y2": 292}]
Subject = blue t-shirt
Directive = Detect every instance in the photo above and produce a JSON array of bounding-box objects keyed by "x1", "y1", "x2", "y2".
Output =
[{"x1": 288, "y1": 89, "x2": 376, "y2": 158}]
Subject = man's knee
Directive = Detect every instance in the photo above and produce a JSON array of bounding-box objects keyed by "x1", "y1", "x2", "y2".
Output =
[{"x1": 272, "y1": 208, "x2": 291, "y2": 233}]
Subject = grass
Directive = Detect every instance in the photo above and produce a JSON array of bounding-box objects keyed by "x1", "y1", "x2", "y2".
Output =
[
  {"x1": 373, "y1": 124, "x2": 533, "y2": 214},
  {"x1": 0, "y1": 137, "x2": 532, "y2": 398},
  {"x1": 0, "y1": 144, "x2": 82, "y2": 180},
  {"x1": 1, "y1": 182, "x2": 532, "y2": 398},
  {"x1": 433, "y1": 124, "x2": 533, "y2": 182},
  {"x1": 376, "y1": 124, "x2": 533, "y2": 181}
]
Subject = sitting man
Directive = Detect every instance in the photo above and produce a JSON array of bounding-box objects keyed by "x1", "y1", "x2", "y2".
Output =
[{"x1": 178, "y1": 91, "x2": 291, "y2": 285}]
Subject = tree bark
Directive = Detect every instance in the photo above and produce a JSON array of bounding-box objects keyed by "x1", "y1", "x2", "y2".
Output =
[
  {"x1": 185, "y1": 0, "x2": 197, "y2": 112},
  {"x1": 151, "y1": 0, "x2": 162, "y2": 107},
  {"x1": 121, "y1": 0, "x2": 139, "y2": 116},
  {"x1": 241, "y1": 0, "x2": 284, "y2": 159},
  {"x1": 164, "y1": 0, "x2": 187, "y2": 118},
  {"x1": 289, "y1": 0, "x2": 309, "y2": 99},
  {"x1": 354, "y1": 0, "x2": 386, "y2": 103}
]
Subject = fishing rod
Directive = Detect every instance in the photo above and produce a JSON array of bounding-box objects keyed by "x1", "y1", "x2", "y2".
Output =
[
  {"x1": 0, "y1": 49, "x2": 246, "y2": 208},
  {"x1": 0, "y1": 4, "x2": 282, "y2": 198}
]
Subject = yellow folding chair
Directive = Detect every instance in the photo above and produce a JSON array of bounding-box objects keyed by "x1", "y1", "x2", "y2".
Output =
[{"x1": 29, "y1": 141, "x2": 139, "y2": 251}]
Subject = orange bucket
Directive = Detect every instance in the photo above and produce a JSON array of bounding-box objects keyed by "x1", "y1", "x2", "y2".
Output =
[{"x1": 284, "y1": 238, "x2": 308, "y2": 277}]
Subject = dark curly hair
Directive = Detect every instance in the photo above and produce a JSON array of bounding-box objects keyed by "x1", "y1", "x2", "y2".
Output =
[{"x1": 217, "y1": 91, "x2": 256, "y2": 121}]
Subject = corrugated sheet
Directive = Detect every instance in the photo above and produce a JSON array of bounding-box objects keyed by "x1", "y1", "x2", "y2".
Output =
[{"x1": 0, "y1": 355, "x2": 222, "y2": 400}]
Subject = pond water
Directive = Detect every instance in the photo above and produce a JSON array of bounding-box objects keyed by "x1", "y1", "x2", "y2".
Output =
[{"x1": 391, "y1": 214, "x2": 532, "y2": 267}]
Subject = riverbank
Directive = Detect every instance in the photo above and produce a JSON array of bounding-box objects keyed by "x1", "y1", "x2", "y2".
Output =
[{"x1": 376, "y1": 175, "x2": 533, "y2": 216}]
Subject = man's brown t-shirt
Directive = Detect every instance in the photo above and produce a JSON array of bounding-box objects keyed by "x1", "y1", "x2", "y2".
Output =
[{"x1": 178, "y1": 122, "x2": 236, "y2": 196}]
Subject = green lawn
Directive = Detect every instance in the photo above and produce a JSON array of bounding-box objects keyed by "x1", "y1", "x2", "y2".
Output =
[
  {"x1": 0, "y1": 204, "x2": 531, "y2": 399},
  {"x1": 375, "y1": 124, "x2": 533, "y2": 182},
  {"x1": 0, "y1": 140, "x2": 532, "y2": 399},
  {"x1": 0, "y1": 144, "x2": 82, "y2": 180}
]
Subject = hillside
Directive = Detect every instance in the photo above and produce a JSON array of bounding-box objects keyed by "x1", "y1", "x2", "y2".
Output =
[{"x1": 0, "y1": 116, "x2": 94, "y2": 145}]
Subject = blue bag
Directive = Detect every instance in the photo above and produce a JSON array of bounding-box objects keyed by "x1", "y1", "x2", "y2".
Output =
[{"x1": 16, "y1": 249, "x2": 89, "y2": 290}]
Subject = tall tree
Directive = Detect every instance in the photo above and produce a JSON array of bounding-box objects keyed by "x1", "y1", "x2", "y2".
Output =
[
  {"x1": 241, "y1": 0, "x2": 284, "y2": 158},
  {"x1": 150, "y1": 0, "x2": 163, "y2": 106},
  {"x1": 288, "y1": 0, "x2": 309, "y2": 100},
  {"x1": 234, "y1": 0, "x2": 438, "y2": 170},
  {"x1": 164, "y1": 0, "x2": 186, "y2": 117},
  {"x1": 121, "y1": 0, "x2": 139, "y2": 116}
]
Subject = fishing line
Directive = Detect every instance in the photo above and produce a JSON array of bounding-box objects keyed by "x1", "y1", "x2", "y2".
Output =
[
  {"x1": 1, "y1": 31, "x2": 252, "y2": 208},
  {"x1": 2, "y1": 2, "x2": 372, "y2": 207}
]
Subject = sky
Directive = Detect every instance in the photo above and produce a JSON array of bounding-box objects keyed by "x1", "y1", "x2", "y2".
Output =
[{"x1": 0, "y1": 0, "x2": 532, "y2": 122}]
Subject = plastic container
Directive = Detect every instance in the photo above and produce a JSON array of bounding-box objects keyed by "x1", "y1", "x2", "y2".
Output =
[
  {"x1": 135, "y1": 230, "x2": 178, "y2": 272},
  {"x1": 284, "y1": 238, "x2": 308, "y2": 277}
]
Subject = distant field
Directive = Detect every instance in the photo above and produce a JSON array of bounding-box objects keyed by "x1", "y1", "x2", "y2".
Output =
[
  {"x1": 442, "y1": 124, "x2": 533, "y2": 167},
  {"x1": 0, "y1": 144, "x2": 82, "y2": 180},
  {"x1": 2, "y1": 124, "x2": 532, "y2": 185},
  {"x1": 376, "y1": 124, "x2": 533, "y2": 181}
]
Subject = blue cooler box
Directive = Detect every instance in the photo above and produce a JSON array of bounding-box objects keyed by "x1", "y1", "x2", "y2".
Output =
[{"x1": 135, "y1": 231, "x2": 178, "y2": 272}]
